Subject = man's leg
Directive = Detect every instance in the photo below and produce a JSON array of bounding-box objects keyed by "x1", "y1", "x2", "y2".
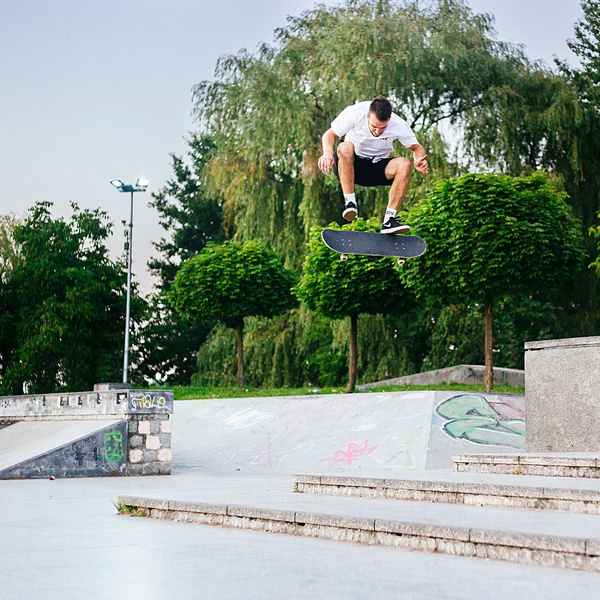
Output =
[
  {"x1": 337, "y1": 142, "x2": 358, "y2": 221},
  {"x1": 381, "y1": 157, "x2": 412, "y2": 234}
]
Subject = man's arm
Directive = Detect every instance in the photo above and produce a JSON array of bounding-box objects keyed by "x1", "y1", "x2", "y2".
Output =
[
  {"x1": 408, "y1": 144, "x2": 429, "y2": 175},
  {"x1": 318, "y1": 129, "x2": 339, "y2": 174}
]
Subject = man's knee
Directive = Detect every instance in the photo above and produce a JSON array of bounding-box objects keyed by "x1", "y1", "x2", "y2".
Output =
[
  {"x1": 387, "y1": 157, "x2": 411, "y2": 179},
  {"x1": 337, "y1": 142, "x2": 355, "y2": 160}
]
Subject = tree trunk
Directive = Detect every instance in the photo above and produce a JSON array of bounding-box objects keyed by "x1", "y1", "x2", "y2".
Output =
[
  {"x1": 237, "y1": 318, "x2": 244, "y2": 388},
  {"x1": 484, "y1": 296, "x2": 494, "y2": 393},
  {"x1": 345, "y1": 314, "x2": 358, "y2": 393}
]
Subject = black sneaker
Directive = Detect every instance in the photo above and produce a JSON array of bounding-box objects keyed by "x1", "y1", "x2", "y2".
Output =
[
  {"x1": 381, "y1": 216, "x2": 410, "y2": 234},
  {"x1": 342, "y1": 201, "x2": 358, "y2": 221}
]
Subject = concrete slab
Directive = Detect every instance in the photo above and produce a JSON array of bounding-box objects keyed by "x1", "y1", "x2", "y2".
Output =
[{"x1": 172, "y1": 391, "x2": 525, "y2": 474}]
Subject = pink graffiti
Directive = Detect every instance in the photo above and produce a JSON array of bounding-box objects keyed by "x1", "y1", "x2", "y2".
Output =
[{"x1": 321, "y1": 440, "x2": 377, "y2": 467}]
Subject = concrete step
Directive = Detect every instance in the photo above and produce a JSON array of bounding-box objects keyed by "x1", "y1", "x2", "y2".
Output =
[
  {"x1": 117, "y1": 491, "x2": 600, "y2": 573},
  {"x1": 453, "y1": 453, "x2": 600, "y2": 478},
  {"x1": 292, "y1": 472, "x2": 600, "y2": 515}
]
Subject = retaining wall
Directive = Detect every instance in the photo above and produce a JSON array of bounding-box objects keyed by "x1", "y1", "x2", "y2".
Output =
[{"x1": 0, "y1": 389, "x2": 173, "y2": 477}]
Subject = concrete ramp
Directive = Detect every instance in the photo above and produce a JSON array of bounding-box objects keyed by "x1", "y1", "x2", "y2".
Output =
[
  {"x1": 172, "y1": 391, "x2": 525, "y2": 475},
  {"x1": 0, "y1": 419, "x2": 127, "y2": 479}
]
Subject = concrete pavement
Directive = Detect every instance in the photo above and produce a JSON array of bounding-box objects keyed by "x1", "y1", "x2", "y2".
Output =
[{"x1": 2, "y1": 471, "x2": 600, "y2": 599}]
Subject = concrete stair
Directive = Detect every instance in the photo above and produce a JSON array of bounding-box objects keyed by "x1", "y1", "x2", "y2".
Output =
[
  {"x1": 118, "y1": 467, "x2": 600, "y2": 573},
  {"x1": 453, "y1": 453, "x2": 600, "y2": 478},
  {"x1": 292, "y1": 472, "x2": 600, "y2": 515}
]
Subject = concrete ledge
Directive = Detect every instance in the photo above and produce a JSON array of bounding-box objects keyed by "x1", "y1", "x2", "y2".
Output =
[
  {"x1": 454, "y1": 454, "x2": 600, "y2": 478},
  {"x1": 360, "y1": 364, "x2": 524, "y2": 389},
  {"x1": 117, "y1": 496, "x2": 600, "y2": 572},
  {"x1": 291, "y1": 474, "x2": 600, "y2": 515},
  {"x1": 525, "y1": 337, "x2": 600, "y2": 351}
]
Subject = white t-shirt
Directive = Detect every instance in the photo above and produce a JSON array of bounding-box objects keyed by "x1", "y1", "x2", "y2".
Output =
[{"x1": 330, "y1": 101, "x2": 419, "y2": 162}]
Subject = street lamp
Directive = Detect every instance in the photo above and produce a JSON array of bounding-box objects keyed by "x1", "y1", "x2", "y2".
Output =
[{"x1": 110, "y1": 177, "x2": 149, "y2": 384}]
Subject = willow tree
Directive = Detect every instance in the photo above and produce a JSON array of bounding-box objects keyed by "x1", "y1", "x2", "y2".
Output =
[
  {"x1": 402, "y1": 173, "x2": 585, "y2": 392},
  {"x1": 192, "y1": 0, "x2": 536, "y2": 269}
]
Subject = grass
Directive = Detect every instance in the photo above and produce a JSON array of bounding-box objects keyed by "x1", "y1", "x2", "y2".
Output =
[{"x1": 172, "y1": 382, "x2": 524, "y2": 400}]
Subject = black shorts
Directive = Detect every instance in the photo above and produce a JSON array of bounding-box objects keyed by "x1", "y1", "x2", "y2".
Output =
[{"x1": 333, "y1": 152, "x2": 393, "y2": 187}]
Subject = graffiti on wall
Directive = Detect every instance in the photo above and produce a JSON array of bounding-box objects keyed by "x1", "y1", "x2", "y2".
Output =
[
  {"x1": 320, "y1": 440, "x2": 378, "y2": 468},
  {"x1": 104, "y1": 430, "x2": 125, "y2": 462},
  {"x1": 436, "y1": 394, "x2": 525, "y2": 448},
  {"x1": 128, "y1": 391, "x2": 173, "y2": 414}
]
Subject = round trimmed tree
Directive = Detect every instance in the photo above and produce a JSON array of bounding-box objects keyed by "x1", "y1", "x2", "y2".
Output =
[
  {"x1": 170, "y1": 240, "x2": 297, "y2": 387},
  {"x1": 297, "y1": 218, "x2": 415, "y2": 392},
  {"x1": 402, "y1": 172, "x2": 585, "y2": 391}
]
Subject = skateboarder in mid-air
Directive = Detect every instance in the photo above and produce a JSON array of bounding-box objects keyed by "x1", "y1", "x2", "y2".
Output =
[{"x1": 318, "y1": 95, "x2": 429, "y2": 234}]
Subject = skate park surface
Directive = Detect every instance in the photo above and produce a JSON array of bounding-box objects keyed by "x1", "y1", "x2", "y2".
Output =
[{"x1": 3, "y1": 390, "x2": 600, "y2": 599}]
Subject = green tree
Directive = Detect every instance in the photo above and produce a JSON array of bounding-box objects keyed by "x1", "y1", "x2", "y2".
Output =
[
  {"x1": 0, "y1": 202, "x2": 133, "y2": 394},
  {"x1": 170, "y1": 240, "x2": 298, "y2": 387},
  {"x1": 297, "y1": 218, "x2": 415, "y2": 392},
  {"x1": 402, "y1": 173, "x2": 585, "y2": 391},
  {"x1": 135, "y1": 136, "x2": 226, "y2": 385}
]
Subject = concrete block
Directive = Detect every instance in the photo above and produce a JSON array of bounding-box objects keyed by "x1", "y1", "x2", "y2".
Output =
[
  {"x1": 454, "y1": 454, "x2": 519, "y2": 465},
  {"x1": 525, "y1": 337, "x2": 600, "y2": 452},
  {"x1": 138, "y1": 421, "x2": 151, "y2": 435},
  {"x1": 168, "y1": 501, "x2": 227, "y2": 515},
  {"x1": 143, "y1": 463, "x2": 160, "y2": 475},
  {"x1": 128, "y1": 435, "x2": 143, "y2": 449},
  {"x1": 375, "y1": 519, "x2": 470, "y2": 542},
  {"x1": 143, "y1": 450, "x2": 157, "y2": 463},
  {"x1": 158, "y1": 463, "x2": 171, "y2": 475},
  {"x1": 227, "y1": 506, "x2": 295, "y2": 522},
  {"x1": 145, "y1": 435, "x2": 161, "y2": 450},
  {"x1": 542, "y1": 488, "x2": 600, "y2": 502},
  {"x1": 293, "y1": 474, "x2": 320, "y2": 484},
  {"x1": 160, "y1": 419, "x2": 172, "y2": 433},
  {"x1": 126, "y1": 464, "x2": 144, "y2": 476},
  {"x1": 118, "y1": 496, "x2": 169, "y2": 510},
  {"x1": 469, "y1": 529, "x2": 585, "y2": 554},
  {"x1": 158, "y1": 448, "x2": 172, "y2": 462},
  {"x1": 295, "y1": 512, "x2": 374, "y2": 531},
  {"x1": 129, "y1": 449, "x2": 143, "y2": 463},
  {"x1": 585, "y1": 539, "x2": 600, "y2": 556}
]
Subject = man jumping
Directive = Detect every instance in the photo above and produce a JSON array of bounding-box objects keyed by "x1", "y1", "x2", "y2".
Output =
[{"x1": 318, "y1": 95, "x2": 429, "y2": 234}]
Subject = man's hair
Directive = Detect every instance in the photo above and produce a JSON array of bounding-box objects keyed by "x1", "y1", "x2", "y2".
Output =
[{"x1": 369, "y1": 95, "x2": 392, "y2": 121}]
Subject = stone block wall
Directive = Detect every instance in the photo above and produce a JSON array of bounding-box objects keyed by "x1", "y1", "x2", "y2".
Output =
[{"x1": 127, "y1": 414, "x2": 172, "y2": 475}]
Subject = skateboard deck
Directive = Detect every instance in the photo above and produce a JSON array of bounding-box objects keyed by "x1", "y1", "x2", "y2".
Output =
[{"x1": 321, "y1": 229, "x2": 426, "y2": 263}]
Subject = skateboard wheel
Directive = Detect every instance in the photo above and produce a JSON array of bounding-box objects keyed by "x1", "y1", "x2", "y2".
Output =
[
  {"x1": 397, "y1": 258, "x2": 405, "y2": 266},
  {"x1": 340, "y1": 254, "x2": 348, "y2": 261}
]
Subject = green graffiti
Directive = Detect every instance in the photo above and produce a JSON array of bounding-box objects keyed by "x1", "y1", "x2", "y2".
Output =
[
  {"x1": 104, "y1": 431, "x2": 124, "y2": 462},
  {"x1": 436, "y1": 394, "x2": 525, "y2": 448}
]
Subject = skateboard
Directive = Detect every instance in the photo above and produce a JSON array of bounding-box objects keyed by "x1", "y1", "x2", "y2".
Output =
[{"x1": 321, "y1": 228, "x2": 426, "y2": 266}]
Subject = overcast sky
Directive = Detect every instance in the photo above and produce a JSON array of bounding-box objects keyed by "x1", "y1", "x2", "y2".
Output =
[{"x1": 0, "y1": 0, "x2": 585, "y2": 294}]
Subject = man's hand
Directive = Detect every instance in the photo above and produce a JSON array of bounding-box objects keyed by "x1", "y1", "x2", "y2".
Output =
[
  {"x1": 318, "y1": 129, "x2": 339, "y2": 175},
  {"x1": 318, "y1": 154, "x2": 335, "y2": 175},
  {"x1": 414, "y1": 153, "x2": 429, "y2": 175}
]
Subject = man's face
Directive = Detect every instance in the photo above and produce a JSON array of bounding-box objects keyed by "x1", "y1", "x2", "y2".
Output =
[{"x1": 367, "y1": 112, "x2": 390, "y2": 137}]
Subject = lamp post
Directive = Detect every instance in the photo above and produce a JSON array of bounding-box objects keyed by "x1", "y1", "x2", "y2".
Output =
[{"x1": 110, "y1": 178, "x2": 149, "y2": 384}]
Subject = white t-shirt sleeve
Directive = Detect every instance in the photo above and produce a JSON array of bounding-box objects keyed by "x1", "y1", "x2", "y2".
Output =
[
  {"x1": 395, "y1": 120, "x2": 419, "y2": 148},
  {"x1": 330, "y1": 105, "x2": 361, "y2": 138}
]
